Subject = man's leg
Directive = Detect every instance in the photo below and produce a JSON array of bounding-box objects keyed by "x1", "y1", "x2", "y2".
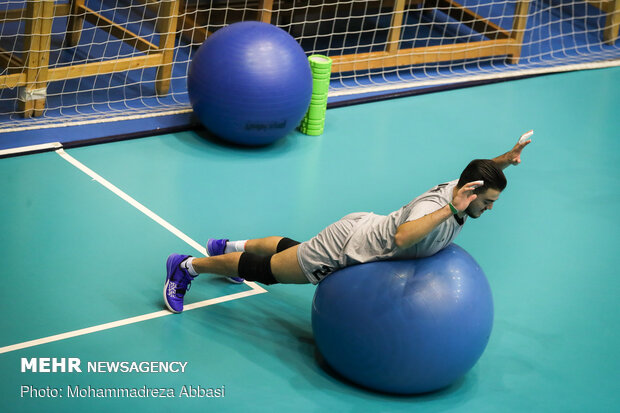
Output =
[
  {"x1": 191, "y1": 253, "x2": 242, "y2": 277},
  {"x1": 208, "y1": 236, "x2": 296, "y2": 256},
  {"x1": 208, "y1": 236, "x2": 300, "y2": 284},
  {"x1": 190, "y1": 245, "x2": 308, "y2": 284},
  {"x1": 270, "y1": 245, "x2": 308, "y2": 284},
  {"x1": 245, "y1": 237, "x2": 283, "y2": 255},
  {"x1": 165, "y1": 237, "x2": 307, "y2": 313}
]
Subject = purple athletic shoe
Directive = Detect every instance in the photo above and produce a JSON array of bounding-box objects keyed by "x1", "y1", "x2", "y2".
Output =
[
  {"x1": 206, "y1": 238, "x2": 245, "y2": 284},
  {"x1": 164, "y1": 254, "x2": 194, "y2": 313},
  {"x1": 227, "y1": 276, "x2": 245, "y2": 284},
  {"x1": 206, "y1": 238, "x2": 228, "y2": 256}
]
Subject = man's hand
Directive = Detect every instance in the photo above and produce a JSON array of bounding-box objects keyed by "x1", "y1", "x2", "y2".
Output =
[
  {"x1": 451, "y1": 181, "x2": 479, "y2": 212},
  {"x1": 506, "y1": 139, "x2": 531, "y2": 166},
  {"x1": 395, "y1": 180, "x2": 480, "y2": 249},
  {"x1": 493, "y1": 132, "x2": 532, "y2": 170}
]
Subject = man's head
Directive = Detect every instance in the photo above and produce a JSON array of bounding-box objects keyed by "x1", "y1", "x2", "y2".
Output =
[{"x1": 457, "y1": 159, "x2": 507, "y2": 218}]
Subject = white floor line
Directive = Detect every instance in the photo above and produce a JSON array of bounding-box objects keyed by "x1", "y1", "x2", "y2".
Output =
[
  {"x1": 0, "y1": 141, "x2": 63, "y2": 157},
  {"x1": 56, "y1": 148, "x2": 208, "y2": 256},
  {"x1": 0, "y1": 148, "x2": 268, "y2": 354},
  {"x1": 0, "y1": 289, "x2": 264, "y2": 355},
  {"x1": 55, "y1": 148, "x2": 265, "y2": 289}
]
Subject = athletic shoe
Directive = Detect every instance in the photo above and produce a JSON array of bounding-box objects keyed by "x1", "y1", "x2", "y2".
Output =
[
  {"x1": 164, "y1": 254, "x2": 195, "y2": 313},
  {"x1": 206, "y1": 238, "x2": 228, "y2": 256},
  {"x1": 207, "y1": 238, "x2": 245, "y2": 284},
  {"x1": 227, "y1": 276, "x2": 245, "y2": 284}
]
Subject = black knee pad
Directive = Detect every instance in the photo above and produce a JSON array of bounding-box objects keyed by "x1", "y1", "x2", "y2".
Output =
[
  {"x1": 276, "y1": 237, "x2": 301, "y2": 253},
  {"x1": 238, "y1": 253, "x2": 278, "y2": 285}
]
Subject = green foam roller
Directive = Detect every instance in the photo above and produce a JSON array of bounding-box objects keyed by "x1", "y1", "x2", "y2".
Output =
[
  {"x1": 310, "y1": 93, "x2": 328, "y2": 102},
  {"x1": 300, "y1": 125, "x2": 324, "y2": 131},
  {"x1": 310, "y1": 72, "x2": 331, "y2": 79},
  {"x1": 308, "y1": 55, "x2": 332, "y2": 69},
  {"x1": 300, "y1": 120, "x2": 324, "y2": 127},
  {"x1": 310, "y1": 66, "x2": 331, "y2": 74},
  {"x1": 311, "y1": 72, "x2": 331, "y2": 79},
  {"x1": 300, "y1": 123, "x2": 324, "y2": 131},
  {"x1": 308, "y1": 54, "x2": 332, "y2": 95},
  {"x1": 310, "y1": 96, "x2": 327, "y2": 104},
  {"x1": 300, "y1": 118, "x2": 325, "y2": 127},
  {"x1": 310, "y1": 96, "x2": 327, "y2": 101},
  {"x1": 305, "y1": 112, "x2": 326, "y2": 122},
  {"x1": 307, "y1": 101, "x2": 327, "y2": 110},
  {"x1": 300, "y1": 127, "x2": 323, "y2": 133},
  {"x1": 300, "y1": 127, "x2": 324, "y2": 135},
  {"x1": 300, "y1": 125, "x2": 323, "y2": 132},
  {"x1": 301, "y1": 112, "x2": 326, "y2": 122},
  {"x1": 304, "y1": 114, "x2": 325, "y2": 122},
  {"x1": 309, "y1": 69, "x2": 331, "y2": 77},
  {"x1": 307, "y1": 99, "x2": 327, "y2": 109},
  {"x1": 305, "y1": 108, "x2": 327, "y2": 121},
  {"x1": 309, "y1": 65, "x2": 331, "y2": 71},
  {"x1": 311, "y1": 73, "x2": 331, "y2": 80},
  {"x1": 305, "y1": 109, "x2": 327, "y2": 120},
  {"x1": 301, "y1": 55, "x2": 332, "y2": 136},
  {"x1": 312, "y1": 79, "x2": 329, "y2": 95},
  {"x1": 299, "y1": 123, "x2": 325, "y2": 132},
  {"x1": 301, "y1": 117, "x2": 324, "y2": 124},
  {"x1": 310, "y1": 98, "x2": 327, "y2": 106},
  {"x1": 299, "y1": 121, "x2": 323, "y2": 128},
  {"x1": 300, "y1": 127, "x2": 324, "y2": 136},
  {"x1": 311, "y1": 76, "x2": 330, "y2": 84}
]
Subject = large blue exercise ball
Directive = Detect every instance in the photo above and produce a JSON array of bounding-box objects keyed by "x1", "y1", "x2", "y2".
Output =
[
  {"x1": 187, "y1": 21, "x2": 313, "y2": 146},
  {"x1": 311, "y1": 244, "x2": 494, "y2": 394}
]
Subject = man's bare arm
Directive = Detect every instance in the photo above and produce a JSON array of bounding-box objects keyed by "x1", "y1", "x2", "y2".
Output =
[{"x1": 394, "y1": 181, "x2": 479, "y2": 249}]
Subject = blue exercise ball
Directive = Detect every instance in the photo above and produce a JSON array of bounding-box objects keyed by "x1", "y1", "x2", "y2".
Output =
[
  {"x1": 187, "y1": 21, "x2": 312, "y2": 146},
  {"x1": 311, "y1": 244, "x2": 494, "y2": 394}
]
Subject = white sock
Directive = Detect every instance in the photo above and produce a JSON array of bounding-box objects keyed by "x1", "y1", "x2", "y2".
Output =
[
  {"x1": 182, "y1": 257, "x2": 198, "y2": 276},
  {"x1": 224, "y1": 240, "x2": 247, "y2": 254}
]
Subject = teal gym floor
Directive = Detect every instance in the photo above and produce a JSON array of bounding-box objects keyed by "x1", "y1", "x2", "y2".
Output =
[{"x1": 1, "y1": 67, "x2": 619, "y2": 413}]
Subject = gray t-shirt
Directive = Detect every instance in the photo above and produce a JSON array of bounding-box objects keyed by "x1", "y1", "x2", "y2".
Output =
[{"x1": 340, "y1": 180, "x2": 466, "y2": 266}]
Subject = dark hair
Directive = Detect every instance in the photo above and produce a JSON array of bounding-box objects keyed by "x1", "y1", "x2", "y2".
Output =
[{"x1": 457, "y1": 159, "x2": 507, "y2": 193}]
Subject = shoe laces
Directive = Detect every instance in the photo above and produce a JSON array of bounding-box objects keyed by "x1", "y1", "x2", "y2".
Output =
[
  {"x1": 179, "y1": 281, "x2": 192, "y2": 297},
  {"x1": 169, "y1": 280, "x2": 191, "y2": 298},
  {"x1": 171, "y1": 268, "x2": 193, "y2": 297}
]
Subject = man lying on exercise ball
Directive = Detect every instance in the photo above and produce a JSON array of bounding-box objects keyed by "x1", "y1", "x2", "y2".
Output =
[{"x1": 164, "y1": 132, "x2": 532, "y2": 313}]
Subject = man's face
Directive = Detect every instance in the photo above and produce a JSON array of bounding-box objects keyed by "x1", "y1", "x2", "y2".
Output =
[{"x1": 465, "y1": 188, "x2": 501, "y2": 219}]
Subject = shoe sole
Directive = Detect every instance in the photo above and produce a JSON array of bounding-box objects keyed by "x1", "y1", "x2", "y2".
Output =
[
  {"x1": 164, "y1": 255, "x2": 183, "y2": 313},
  {"x1": 226, "y1": 277, "x2": 245, "y2": 284},
  {"x1": 163, "y1": 279, "x2": 181, "y2": 313}
]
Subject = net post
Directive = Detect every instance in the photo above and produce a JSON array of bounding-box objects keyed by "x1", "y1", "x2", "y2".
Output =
[
  {"x1": 387, "y1": 0, "x2": 406, "y2": 54},
  {"x1": 19, "y1": 0, "x2": 54, "y2": 117},
  {"x1": 258, "y1": 0, "x2": 274, "y2": 24},
  {"x1": 66, "y1": 0, "x2": 85, "y2": 47},
  {"x1": 156, "y1": 0, "x2": 181, "y2": 95},
  {"x1": 602, "y1": 0, "x2": 619, "y2": 45},
  {"x1": 508, "y1": 0, "x2": 532, "y2": 64}
]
